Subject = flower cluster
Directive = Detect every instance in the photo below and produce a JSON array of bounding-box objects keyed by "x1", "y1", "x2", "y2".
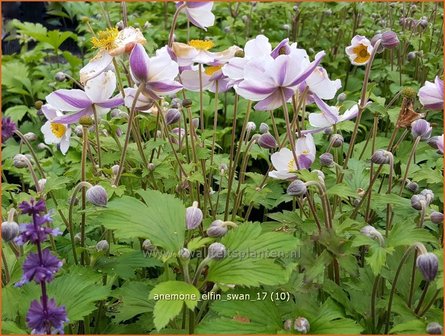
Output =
[{"x1": 15, "y1": 199, "x2": 68, "y2": 334}]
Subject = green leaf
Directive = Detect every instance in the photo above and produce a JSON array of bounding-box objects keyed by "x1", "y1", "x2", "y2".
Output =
[
  {"x1": 365, "y1": 245, "x2": 388, "y2": 275},
  {"x1": 149, "y1": 281, "x2": 200, "y2": 330},
  {"x1": 111, "y1": 281, "x2": 154, "y2": 323},
  {"x1": 2, "y1": 321, "x2": 28, "y2": 334},
  {"x1": 97, "y1": 189, "x2": 186, "y2": 252}
]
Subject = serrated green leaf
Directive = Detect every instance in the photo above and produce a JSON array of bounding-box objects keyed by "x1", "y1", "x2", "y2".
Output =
[{"x1": 111, "y1": 281, "x2": 154, "y2": 323}]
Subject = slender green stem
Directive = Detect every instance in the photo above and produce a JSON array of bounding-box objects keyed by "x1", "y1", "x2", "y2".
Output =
[
  {"x1": 418, "y1": 289, "x2": 440, "y2": 317},
  {"x1": 92, "y1": 105, "x2": 102, "y2": 169},
  {"x1": 279, "y1": 88, "x2": 300, "y2": 170},
  {"x1": 371, "y1": 275, "x2": 381, "y2": 333},
  {"x1": 168, "y1": 3, "x2": 187, "y2": 48},
  {"x1": 399, "y1": 136, "x2": 421, "y2": 195},
  {"x1": 414, "y1": 282, "x2": 430, "y2": 314},
  {"x1": 1, "y1": 249, "x2": 10, "y2": 284}
]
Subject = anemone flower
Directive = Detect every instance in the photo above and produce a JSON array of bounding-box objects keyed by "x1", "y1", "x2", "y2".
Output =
[
  {"x1": 304, "y1": 96, "x2": 362, "y2": 134},
  {"x1": 181, "y1": 64, "x2": 231, "y2": 93},
  {"x1": 235, "y1": 49, "x2": 326, "y2": 110},
  {"x1": 129, "y1": 44, "x2": 183, "y2": 100},
  {"x1": 418, "y1": 76, "x2": 444, "y2": 110},
  {"x1": 437, "y1": 134, "x2": 444, "y2": 154},
  {"x1": 80, "y1": 27, "x2": 146, "y2": 84},
  {"x1": 269, "y1": 134, "x2": 316, "y2": 179},
  {"x1": 345, "y1": 35, "x2": 374, "y2": 66},
  {"x1": 301, "y1": 66, "x2": 342, "y2": 102},
  {"x1": 40, "y1": 104, "x2": 72, "y2": 154},
  {"x1": 177, "y1": 2, "x2": 215, "y2": 30},
  {"x1": 47, "y1": 71, "x2": 123, "y2": 124}
]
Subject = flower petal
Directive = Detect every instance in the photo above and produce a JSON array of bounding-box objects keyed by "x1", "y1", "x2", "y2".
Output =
[
  {"x1": 84, "y1": 70, "x2": 117, "y2": 103},
  {"x1": 46, "y1": 89, "x2": 92, "y2": 112},
  {"x1": 79, "y1": 50, "x2": 114, "y2": 85},
  {"x1": 52, "y1": 108, "x2": 92, "y2": 124}
]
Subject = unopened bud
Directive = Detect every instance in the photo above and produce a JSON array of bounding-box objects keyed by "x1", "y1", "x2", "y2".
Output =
[
  {"x1": 165, "y1": 108, "x2": 181, "y2": 125},
  {"x1": 319, "y1": 152, "x2": 334, "y2": 167},
  {"x1": 331, "y1": 134, "x2": 344, "y2": 147},
  {"x1": 208, "y1": 242, "x2": 227, "y2": 260},
  {"x1": 147, "y1": 163, "x2": 155, "y2": 171},
  {"x1": 294, "y1": 317, "x2": 310, "y2": 334},
  {"x1": 74, "y1": 125, "x2": 83, "y2": 137},
  {"x1": 37, "y1": 143, "x2": 48, "y2": 151},
  {"x1": 23, "y1": 132, "x2": 37, "y2": 141},
  {"x1": 407, "y1": 51, "x2": 417, "y2": 61},
  {"x1": 234, "y1": 50, "x2": 245, "y2": 58},
  {"x1": 13, "y1": 154, "x2": 29, "y2": 168},
  {"x1": 179, "y1": 247, "x2": 191, "y2": 260},
  {"x1": 287, "y1": 180, "x2": 307, "y2": 197},
  {"x1": 171, "y1": 98, "x2": 182, "y2": 109},
  {"x1": 371, "y1": 33, "x2": 384, "y2": 53},
  {"x1": 426, "y1": 322, "x2": 443, "y2": 335},
  {"x1": 420, "y1": 189, "x2": 434, "y2": 205},
  {"x1": 411, "y1": 194, "x2": 427, "y2": 210},
  {"x1": 96, "y1": 240, "x2": 109, "y2": 252},
  {"x1": 1, "y1": 220, "x2": 19, "y2": 242},
  {"x1": 110, "y1": 108, "x2": 121, "y2": 118},
  {"x1": 411, "y1": 119, "x2": 432, "y2": 140},
  {"x1": 86, "y1": 185, "x2": 108, "y2": 207},
  {"x1": 142, "y1": 239, "x2": 155, "y2": 252},
  {"x1": 259, "y1": 123, "x2": 269, "y2": 134},
  {"x1": 182, "y1": 98, "x2": 192, "y2": 108},
  {"x1": 246, "y1": 121, "x2": 256, "y2": 132},
  {"x1": 381, "y1": 30, "x2": 400, "y2": 49},
  {"x1": 34, "y1": 100, "x2": 43, "y2": 110},
  {"x1": 361, "y1": 225, "x2": 384, "y2": 245},
  {"x1": 371, "y1": 149, "x2": 392, "y2": 164},
  {"x1": 258, "y1": 133, "x2": 277, "y2": 149},
  {"x1": 337, "y1": 92, "x2": 347, "y2": 103},
  {"x1": 55, "y1": 72, "x2": 66, "y2": 82},
  {"x1": 186, "y1": 201, "x2": 203, "y2": 230},
  {"x1": 111, "y1": 165, "x2": 120, "y2": 176},
  {"x1": 284, "y1": 319, "x2": 293, "y2": 331},
  {"x1": 419, "y1": 18, "x2": 428, "y2": 29},
  {"x1": 116, "y1": 20, "x2": 124, "y2": 31},
  {"x1": 207, "y1": 220, "x2": 228, "y2": 237},
  {"x1": 74, "y1": 233, "x2": 81, "y2": 244},
  {"x1": 79, "y1": 116, "x2": 94, "y2": 126},
  {"x1": 192, "y1": 118, "x2": 199, "y2": 129},
  {"x1": 37, "y1": 178, "x2": 47, "y2": 192},
  {"x1": 416, "y1": 252, "x2": 439, "y2": 282},
  {"x1": 430, "y1": 211, "x2": 443, "y2": 224}
]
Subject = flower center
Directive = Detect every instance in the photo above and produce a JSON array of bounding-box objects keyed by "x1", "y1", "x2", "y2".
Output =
[
  {"x1": 287, "y1": 158, "x2": 297, "y2": 172},
  {"x1": 188, "y1": 39, "x2": 214, "y2": 51},
  {"x1": 352, "y1": 44, "x2": 371, "y2": 63},
  {"x1": 50, "y1": 123, "x2": 66, "y2": 138},
  {"x1": 205, "y1": 65, "x2": 222, "y2": 76},
  {"x1": 91, "y1": 28, "x2": 119, "y2": 51}
]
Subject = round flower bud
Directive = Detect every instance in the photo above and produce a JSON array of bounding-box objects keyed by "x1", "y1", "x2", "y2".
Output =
[
  {"x1": 419, "y1": 18, "x2": 428, "y2": 29},
  {"x1": 416, "y1": 252, "x2": 439, "y2": 282},
  {"x1": 411, "y1": 194, "x2": 427, "y2": 210},
  {"x1": 74, "y1": 233, "x2": 81, "y2": 244},
  {"x1": 182, "y1": 98, "x2": 193, "y2": 108},
  {"x1": 246, "y1": 121, "x2": 256, "y2": 132},
  {"x1": 96, "y1": 240, "x2": 109, "y2": 252},
  {"x1": 323, "y1": 127, "x2": 333, "y2": 135},
  {"x1": 186, "y1": 201, "x2": 203, "y2": 230},
  {"x1": 426, "y1": 322, "x2": 443, "y2": 335},
  {"x1": 191, "y1": 118, "x2": 199, "y2": 129},
  {"x1": 165, "y1": 108, "x2": 181, "y2": 125},
  {"x1": 324, "y1": 9, "x2": 332, "y2": 16},
  {"x1": 37, "y1": 143, "x2": 47, "y2": 151},
  {"x1": 208, "y1": 242, "x2": 227, "y2": 260},
  {"x1": 282, "y1": 24, "x2": 290, "y2": 31},
  {"x1": 234, "y1": 50, "x2": 245, "y2": 58},
  {"x1": 331, "y1": 134, "x2": 344, "y2": 147},
  {"x1": 283, "y1": 319, "x2": 293, "y2": 330},
  {"x1": 411, "y1": 119, "x2": 432, "y2": 140},
  {"x1": 74, "y1": 125, "x2": 83, "y2": 137},
  {"x1": 86, "y1": 185, "x2": 108, "y2": 207},
  {"x1": 319, "y1": 153, "x2": 334, "y2": 167},
  {"x1": 1, "y1": 220, "x2": 19, "y2": 242},
  {"x1": 371, "y1": 33, "x2": 384, "y2": 53},
  {"x1": 287, "y1": 180, "x2": 307, "y2": 197},
  {"x1": 337, "y1": 92, "x2": 347, "y2": 103},
  {"x1": 313, "y1": 169, "x2": 325, "y2": 181},
  {"x1": 142, "y1": 239, "x2": 156, "y2": 252},
  {"x1": 259, "y1": 123, "x2": 269, "y2": 134},
  {"x1": 79, "y1": 116, "x2": 94, "y2": 126},
  {"x1": 406, "y1": 180, "x2": 419, "y2": 193},
  {"x1": 361, "y1": 225, "x2": 384, "y2": 244},
  {"x1": 407, "y1": 51, "x2": 417, "y2": 61},
  {"x1": 294, "y1": 317, "x2": 310, "y2": 334},
  {"x1": 23, "y1": 132, "x2": 37, "y2": 142},
  {"x1": 34, "y1": 100, "x2": 43, "y2": 110},
  {"x1": 207, "y1": 220, "x2": 228, "y2": 238},
  {"x1": 371, "y1": 149, "x2": 392, "y2": 165},
  {"x1": 421, "y1": 189, "x2": 434, "y2": 205},
  {"x1": 13, "y1": 154, "x2": 29, "y2": 168},
  {"x1": 179, "y1": 247, "x2": 191, "y2": 260},
  {"x1": 430, "y1": 211, "x2": 443, "y2": 224},
  {"x1": 116, "y1": 20, "x2": 124, "y2": 31},
  {"x1": 171, "y1": 98, "x2": 182, "y2": 109},
  {"x1": 55, "y1": 72, "x2": 66, "y2": 82},
  {"x1": 118, "y1": 111, "x2": 129, "y2": 120},
  {"x1": 110, "y1": 108, "x2": 121, "y2": 118},
  {"x1": 381, "y1": 30, "x2": 400, "y2": 49},
  {"x1": 258, "y1": 133, "x2": 277, "y2": 149},
  {"x1": 219, "y1": 163, "x2": 228, "y2": 175},
  {"x1": 38, "y1": 178, "x2": 47, "y2": 192},
  {"x1": 111, "y1": 165, "x2": 120, "y2": 176}
]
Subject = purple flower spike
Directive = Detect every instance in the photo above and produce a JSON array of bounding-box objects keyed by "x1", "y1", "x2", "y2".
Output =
[
  {"x1": 19, "y1": 199, "x2": 47, "y2": 216},
  {"x1": 27, "y1": 297, "x2": 68, "y2": 334},
  {"x1": 2, "y1": 117, "x2": 17, "y2": 142},
  {"x1": 16, "y1": 249, "x2": 63, "y2": 287}
]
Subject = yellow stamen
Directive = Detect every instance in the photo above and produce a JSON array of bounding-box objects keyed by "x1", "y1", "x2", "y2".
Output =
[
  {"x1": 91, "y1": 27, "x2": 119, "y2": 51},
  {"x1": 205, "y1": 65, "x2": 222, "y2": 76},
  {"x1": 50, "y1": 123, "x2": 66, "y2": 138},
  {"x1": 352, "y1": 44, "x2": 371, "y2": 64},
  {"x1": 287, "y1": 159, "x2": 297, "y2": 172},
  {"x1": 188, "y1": 39, "x2": 214, "y2": 51}
]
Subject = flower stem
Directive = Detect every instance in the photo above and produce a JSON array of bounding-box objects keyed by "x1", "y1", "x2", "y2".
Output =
[
  {"x1": 279, "y1": 88, "x2": 300, "y2": 170},
  {"x1": 1, "y1": 249, "x2": 10, "y2": 284},
  {"x1": 414, "y1": 281, "x2": 430, "y2": 314},
  {"x1": 399, "y1": 136, "x2": 421, "y2": 195},
  {"x1": 370, "y1": 275, "x2": 381, "y2": 333},
  {"x1": 80, "y1": 127, "x2": 89, "y2": 266},
  {"x1": 92, "y1": 105, "x2": 102, "y2": 169},
  {"x1": 168, "y1": 3, "x2": 187, "y2": 48}
]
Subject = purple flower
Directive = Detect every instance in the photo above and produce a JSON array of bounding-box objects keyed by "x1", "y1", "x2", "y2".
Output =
[
  {"x1": 235, "y1": 48, "x2": 325, "y2": 110},
  {"x1": 411, "y1": 119, "x2": 432, "y2": 140},
  {"x1": 418, "y1": 77, "x2": 444, "y2": 110},
  {"x1": 2, "y1": 117, "x2": 17, "y2": 142},
  {"x1": 19, "y1": 199, "x2": 47, "y2": 216},
  {"x1": 16, "y1": 249, "x2": 63, "y2": 287},
  {"x1": 46, "y1": 71, "x2": 124, "y2": 124},
  {"x1": 129, "y1": 44, "x2": 183, "y2": 100},
  {"x1": 15, "y1": 212, "x2": 61, "y2": 245},
  {"x1": 177, "y1": 2, "x2": 215, "y2": 31},
  {"x1": 27, "y1": 297, "x2": 68, "y2": 334},
  {"x1": 437, "y1": 135, "x2": 444, "y2": 154}
]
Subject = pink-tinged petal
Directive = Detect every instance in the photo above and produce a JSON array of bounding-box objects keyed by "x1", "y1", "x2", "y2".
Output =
[
  {"x1": 52, "y1": 108, "x2": 92, "y2": 125},
  {"x1": 122, "y1": 87, "x2": 153, "y2": 110},
  {"x1": 84, "y1": 70, "x2": 117, "y2": 103},
  {"x1": 313, "y1": 95, "x2": 339, "y2": 124},
  {"x1": 147, "y1": 80, "x2": 183, "y2": 96},
  {"x1": 296, "y1": 134, "x2": 316, "y2": 159},
  {"x1": 339, "y1": 104, "x2": 360, "y2": 122},
  {"x1": 41, "y1": 104, "x2": 58, "y2": 120},
  {"x1": 305, "y1": 67, "x2": 342, "y2": 100},
  {"x1": 183, "y1": 2, "x2": 215, "y2": 30},
  {"x1": 288, "y1": 51, "x2": 326, "y2": 87},
  {"x1": 418, "y1": 77, "x2": 444, "y2": 110},
  {"x1": 244, "y1": 35, "x2": 272, "y2": 58},
  {"x1": 95, "y1": 95, "x2": 124, "y2": 109},
  {"x1": 181, "y1": 69, "x2": 211, "y2": 91},
  {"x1": 235, "y1": 79, "x2": 276, "y2": 101},
  {"x1": 129, "y1": 43, "x2": 150, "y2": 83},
  {"x1": 79, "y1": 50, "x2": 113, "y2": 85},
  {"x1": 46, "y1": 89, "x2": 91, "y2": 112},
  {"x1": 255, "y1": 88, "x2": 293, "y2": 111},
  {"x1": 297, "y1": 153, "x2": 314, "y2": 169}
]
